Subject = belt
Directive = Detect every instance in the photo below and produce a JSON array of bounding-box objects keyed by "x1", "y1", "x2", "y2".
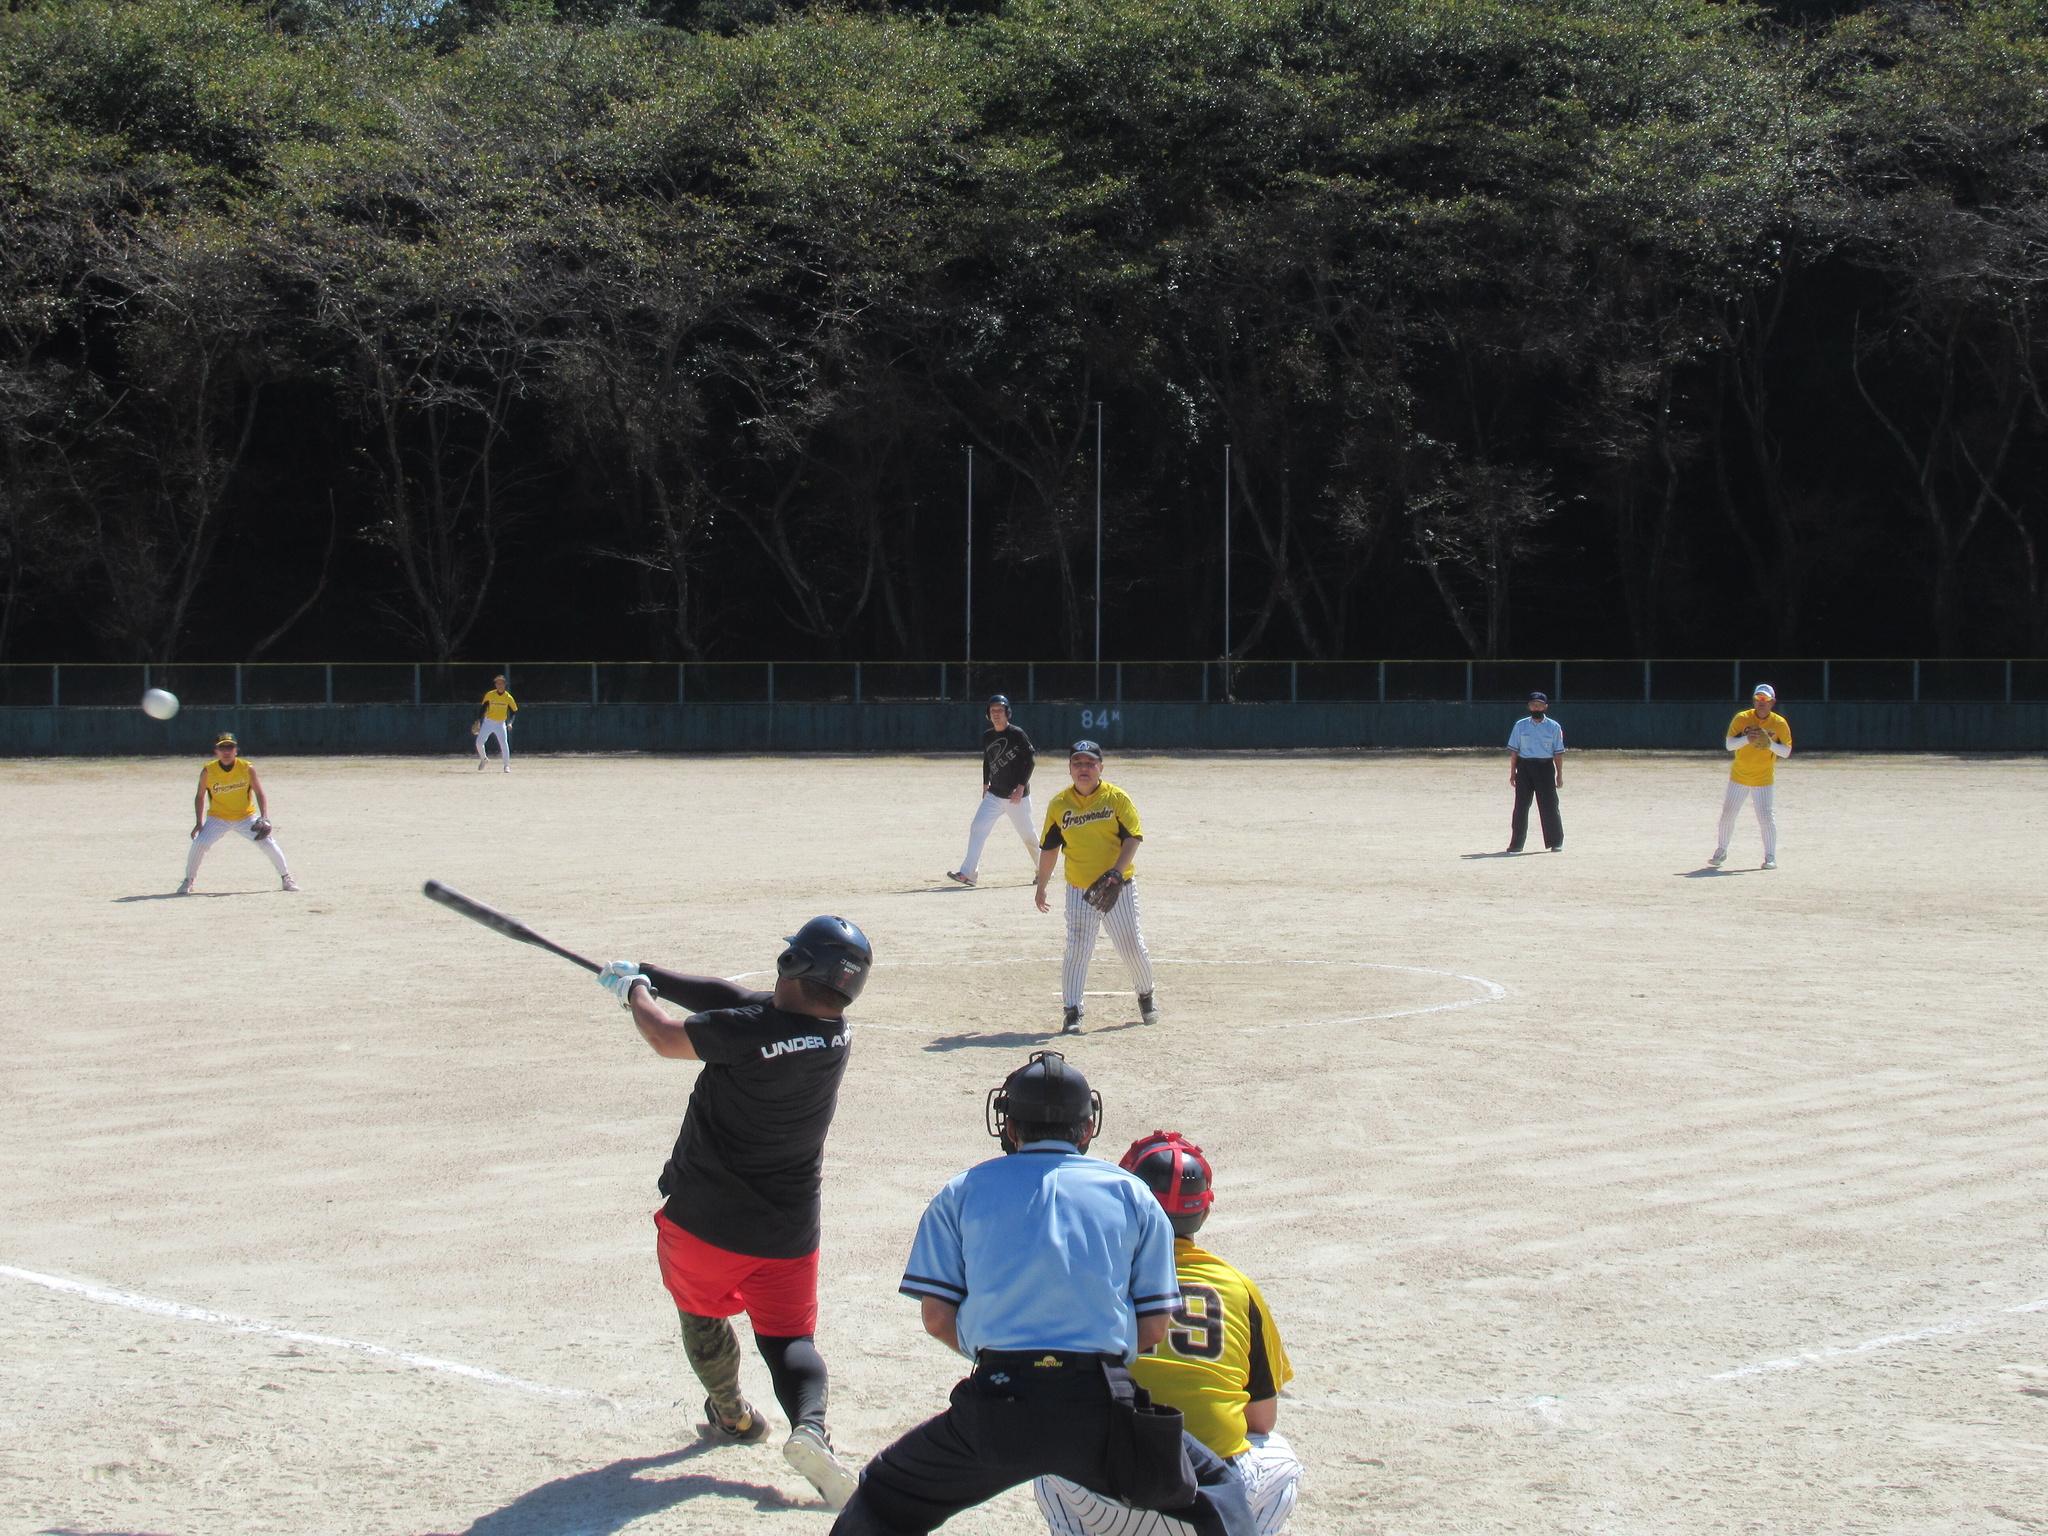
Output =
[{"x1": 974, "y1": 1349, "x2": 1120, "y2": 1373}]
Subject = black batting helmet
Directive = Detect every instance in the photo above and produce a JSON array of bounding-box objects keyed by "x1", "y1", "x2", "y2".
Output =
[
  {"x1": 986, "y1": 1050, "x2": 1102, "y2": 1142},
  {"x1": 988, "y1": 694, "x2": 1012, "y2": 710},
  {"x1": 776, "y1": 916, "x2": 873, "y2": 1003},
  {"x1": 1121, "y1": 1131, "x2": 1215, "y2": 1237}
]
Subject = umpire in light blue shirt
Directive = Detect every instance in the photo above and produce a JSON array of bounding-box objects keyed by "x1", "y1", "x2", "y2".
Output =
[
  {"x1": 830, "y1": 1052, "x2": 1253, "y2": 1536},
  {"x1": 1505, "y1": 691, "x2": 1565, "y2": 853}
]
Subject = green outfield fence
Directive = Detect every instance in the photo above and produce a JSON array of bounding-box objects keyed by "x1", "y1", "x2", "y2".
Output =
[
  {"x1": 3, "y1": 659, "x2": 2046, "y2": 754},
  {"x1": 4, "y1": 657, "x2": 2047, "y2": 708}
]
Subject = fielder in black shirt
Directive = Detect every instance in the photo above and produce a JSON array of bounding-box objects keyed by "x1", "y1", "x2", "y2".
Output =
[
  {"x1": 947, "y1": 694, "x2": 1038, "y2": 888},
  {"x1": 600, "y1": 916, "x2": 873, "y2": 1510}
]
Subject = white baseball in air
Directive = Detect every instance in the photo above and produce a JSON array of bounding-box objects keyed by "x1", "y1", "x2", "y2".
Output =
[{"x1": 141, "y1": 688, "x2": 181, "y2": 720}]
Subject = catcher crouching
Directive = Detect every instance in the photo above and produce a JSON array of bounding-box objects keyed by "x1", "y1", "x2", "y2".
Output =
[{"x1": 1033, "y1": 739, "x2": 1157, "y2": 1035}]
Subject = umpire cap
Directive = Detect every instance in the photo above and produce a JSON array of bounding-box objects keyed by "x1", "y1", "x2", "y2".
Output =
[
  {"x1": 986, "y1": 1050, "x2": 1103, "y2": 1141},
  {"x1": 776, "y1": 915, "x2": 873, "y2": 1003},
  {"x1": 1121, "y1": 1131, "x2": 1215, "y2": 1237}
]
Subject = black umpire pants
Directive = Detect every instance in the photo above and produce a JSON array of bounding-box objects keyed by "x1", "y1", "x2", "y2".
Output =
[
  {"x1": 828, "y1": 1351, "x2": 1253, "y2": 1536},
  {"x1": 1509, "y1": 757, "x2": 1563, "y2": 851}
]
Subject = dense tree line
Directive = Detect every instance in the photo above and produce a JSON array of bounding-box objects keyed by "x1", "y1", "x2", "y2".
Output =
[{"x1": 3, "y1": 0, "x2": 2048, "y2": 664}]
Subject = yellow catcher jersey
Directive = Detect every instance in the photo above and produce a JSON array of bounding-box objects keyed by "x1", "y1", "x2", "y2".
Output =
[
  {"x1": 202, "y1": 758, "x2": 256, "y2": 821},
  {"x1": 1726, "y1": 709, "x2": 1791, "y2": 787},
  {"x1": 481, "y1": 689, "x2": 518, "y2": 722},
  {"x1": 1130, "y1": 1238, "x2": 1293, "y2": 1460},
  {"x1": 1040, "y1": 780, "x2": 1142, "y2": 888}
]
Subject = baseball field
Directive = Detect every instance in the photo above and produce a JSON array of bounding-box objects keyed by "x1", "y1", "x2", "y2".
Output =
[{"x1": 2, "y1": 749, "x2": 2043, "y2": 1536}]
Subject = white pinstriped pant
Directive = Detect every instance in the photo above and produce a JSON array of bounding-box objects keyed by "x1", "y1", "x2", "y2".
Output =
[
  {"x1": 1062, "y1": 879, "x2": 1154, "y2": 1010},
  {"x1": 183, "y1": 816, "x2": 290, "y2": 881},
  {"x1": 1716, "y1": 781, "x2": 1776, "y2": 859},
  {"x1": 1034, "y1": 1432, "x2": 1301, "y2": 1536}
]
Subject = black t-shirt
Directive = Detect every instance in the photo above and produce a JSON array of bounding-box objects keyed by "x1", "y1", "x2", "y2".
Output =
[
  {"x1": 982, "y1": 724, "x2": 1036, "y2": 798},
  {"x1": 640, "y1": 966, "x2": 851, "y2": 1260}
]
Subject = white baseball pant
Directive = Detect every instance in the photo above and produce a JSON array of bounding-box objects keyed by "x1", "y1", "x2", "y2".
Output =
[
  {"x1": 1062, "y1": 879, "x2": 1154, "y2": 1010},
  {"x1": 1716, "y1": 781, "x2": 1776, "y2": 859},
  {"x1": 477, "y1": 718, "x2": 510, "y2": 763},
  {"x1": 958, "y1": 790, "x2": 1038, "y2": 878},
  {"x1": 184, "y1": 816, "x2": 290, "y2": 881},
  {"x1": 1034, "y1": 1432, "x2": 1301, "y2": 1536}
]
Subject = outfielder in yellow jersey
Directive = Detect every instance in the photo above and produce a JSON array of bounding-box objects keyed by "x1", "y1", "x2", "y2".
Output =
[
  {"x1": 1035, "y1": 1132, "x2": 1302, "y2": 1536},
  {"x1": 1709, "y1": 684, "x2": 1792, "y2": 871},
  {"x1": 475, "y1": 675, "x2": 517, "y2": 772},
  {"x1": 1034, "y1": 741, "x2": 1157, "y2": 1035},
  {"x1": 178, "y1": 734, "x2": 296, "y2": 894}
]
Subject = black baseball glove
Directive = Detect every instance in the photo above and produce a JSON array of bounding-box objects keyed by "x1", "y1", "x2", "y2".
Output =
[
  {"x1": 251, "y1": 817, "x2": 273, "y2": 840},
  {"x1": 1083, "y1": 870, "x2": 1127, "y2": 913}
]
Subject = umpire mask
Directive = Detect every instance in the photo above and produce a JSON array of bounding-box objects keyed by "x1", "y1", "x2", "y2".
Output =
[{"x1": 986, "y1": 1050, "x2": 1103, "y2": 1148}]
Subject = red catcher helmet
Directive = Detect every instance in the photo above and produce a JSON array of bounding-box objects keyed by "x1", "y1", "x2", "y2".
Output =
[{"x1": 1121, "y1": 1131, "x2": 1215, "y2": 1237}]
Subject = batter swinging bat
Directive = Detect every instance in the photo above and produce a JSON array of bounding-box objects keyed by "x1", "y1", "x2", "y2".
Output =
[{"x1": 421, "y1": 879, "x2": 602, "y2": 974}]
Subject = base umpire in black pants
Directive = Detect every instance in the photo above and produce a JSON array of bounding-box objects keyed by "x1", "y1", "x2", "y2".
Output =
[
  {"x1": 1505, "y1": 691, "x2": 1565, "y2": 853},
  {"x1": 829, "y1": 1052, "x2": 1253, "y2": 1536}
]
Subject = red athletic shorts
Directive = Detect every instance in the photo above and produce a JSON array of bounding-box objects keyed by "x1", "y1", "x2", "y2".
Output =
[{"x1": 653, "y1": 1210, "x2": 819, "y2": 1336}]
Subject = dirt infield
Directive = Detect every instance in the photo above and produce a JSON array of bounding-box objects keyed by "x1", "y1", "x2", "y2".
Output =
[{"x1": 3, "y1": 749, "x2": 2045, "y2": 1536}]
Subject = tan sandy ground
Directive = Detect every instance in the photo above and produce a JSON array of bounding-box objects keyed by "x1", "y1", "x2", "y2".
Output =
[{"x1": 2, "y1": 749, "x2": 2046, "y2": 1536}]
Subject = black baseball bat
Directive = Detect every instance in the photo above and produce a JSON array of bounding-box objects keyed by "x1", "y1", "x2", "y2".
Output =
[{"x1": 421, "y1": 879, "x2": 602, "y2": 974}]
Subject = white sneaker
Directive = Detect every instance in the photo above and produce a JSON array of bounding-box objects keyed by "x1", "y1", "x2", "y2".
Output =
[
  {"x1": 175, "y1": 878, "x2": 194, "y2": 895},
  {"x1": 501, "y1": 764, "x2": 510, "y2": 773},
  {"x1": 782, "y1": 1424, "x2": 857, "y2": 1511},
  {"x1": 1708, "y1": 849, "x2": 1727, "y2": 868},
  {"x1": 281, "y1": 876, "x2": 300, "y2": 892},
  {"x1": 1762, "y1": 856, "x2": 1777, "y2": 870},
  {"x1": 946, "y1": 870, "x2": 976, "y2": 888}
]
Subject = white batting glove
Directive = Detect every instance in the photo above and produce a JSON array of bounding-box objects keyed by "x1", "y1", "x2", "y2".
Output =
[{"x1": 599, "y1": 961, "x2": 647, "y2": 1008}]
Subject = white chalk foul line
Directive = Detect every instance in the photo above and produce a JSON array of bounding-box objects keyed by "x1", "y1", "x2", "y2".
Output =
[
  {"x1": 0, "y1": 1263, "x2": 596, "y2": 1401},
  {"x1": 793, "y1": 958, "x2": 1510, "y2": 1035},
  {"x1": 1704, "y1": 1293, "x2": 2048, "y2": 1382},
  {"x1": 1294, "y1": 1293, "x2": 2048, "y2": 1419}
]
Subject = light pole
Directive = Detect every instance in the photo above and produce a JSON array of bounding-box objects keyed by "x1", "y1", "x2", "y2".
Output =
[
  {"x1": 1222, "y1": 442, "x2": 1232, "y2": 663},
  {"x1": 1094, "y1": 402, "x2": 1103, "y2": 695},
  {"x1": 964, "y1": 447, "x2": 974, "y2": 674}
]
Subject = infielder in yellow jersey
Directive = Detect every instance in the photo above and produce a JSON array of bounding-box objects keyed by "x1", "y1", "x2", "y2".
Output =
[
  {"x1": 1035, "y1": 740, "x2": 1157, "y2": 1035},
  {"x1": 475, "y1": 675, "x2": 517, "y2": 771},
  {"x1": 1035, "y1": 1132, "x2": 1300, "y2": 1536},
  {"x1": 178, "y1": 734, "x2": 296, "y2": 894},
  {"x1": 1710, "y1": 684, "x2": 1792, "y2": 870}
]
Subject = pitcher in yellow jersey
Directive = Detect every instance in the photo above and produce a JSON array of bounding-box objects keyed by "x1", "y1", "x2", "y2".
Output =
[
  {"x1": 178, "y1": 734, "x2": 296, "y2": 894},
  {"x1": 1034, "y1": 1131, "x2": 1301, "y2": 1536},
  {"x1": 475, "y1": 675, "x2": 517, "y2": 771},
  {"x1": 1034, "y1": 741, "x2": 1157, "y2": 1035},
  {"x1": 1709, "y1": 684, "x2": 1792, "y2": 870}
]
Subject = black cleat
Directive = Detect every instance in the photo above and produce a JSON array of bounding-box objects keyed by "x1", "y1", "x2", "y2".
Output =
[
  {"x1": 1137, "y1": 992, "x2": 1160, "y2": 1026},
  {"x1": 1061, "y1": 1006, "x2": 1083, "y2": 1035},
  {"x1": 704, "y1": 1397, "x2": 770, "y2": 1445}
]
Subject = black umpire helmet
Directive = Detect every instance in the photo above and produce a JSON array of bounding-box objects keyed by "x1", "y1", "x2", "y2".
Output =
[
  {"x1": 986, "y1": 1050, "x2": 1103, "y2": 1143},
  {"x1": 988, "y1": 694, "x2": 1012, "y2": 711},
  {"x1": 1121, "y1": 1131, "x2": 1215, "y2": 1237},
  {"x1": 776, "y1": 915, "x2": 873, "y2": 1003}
]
